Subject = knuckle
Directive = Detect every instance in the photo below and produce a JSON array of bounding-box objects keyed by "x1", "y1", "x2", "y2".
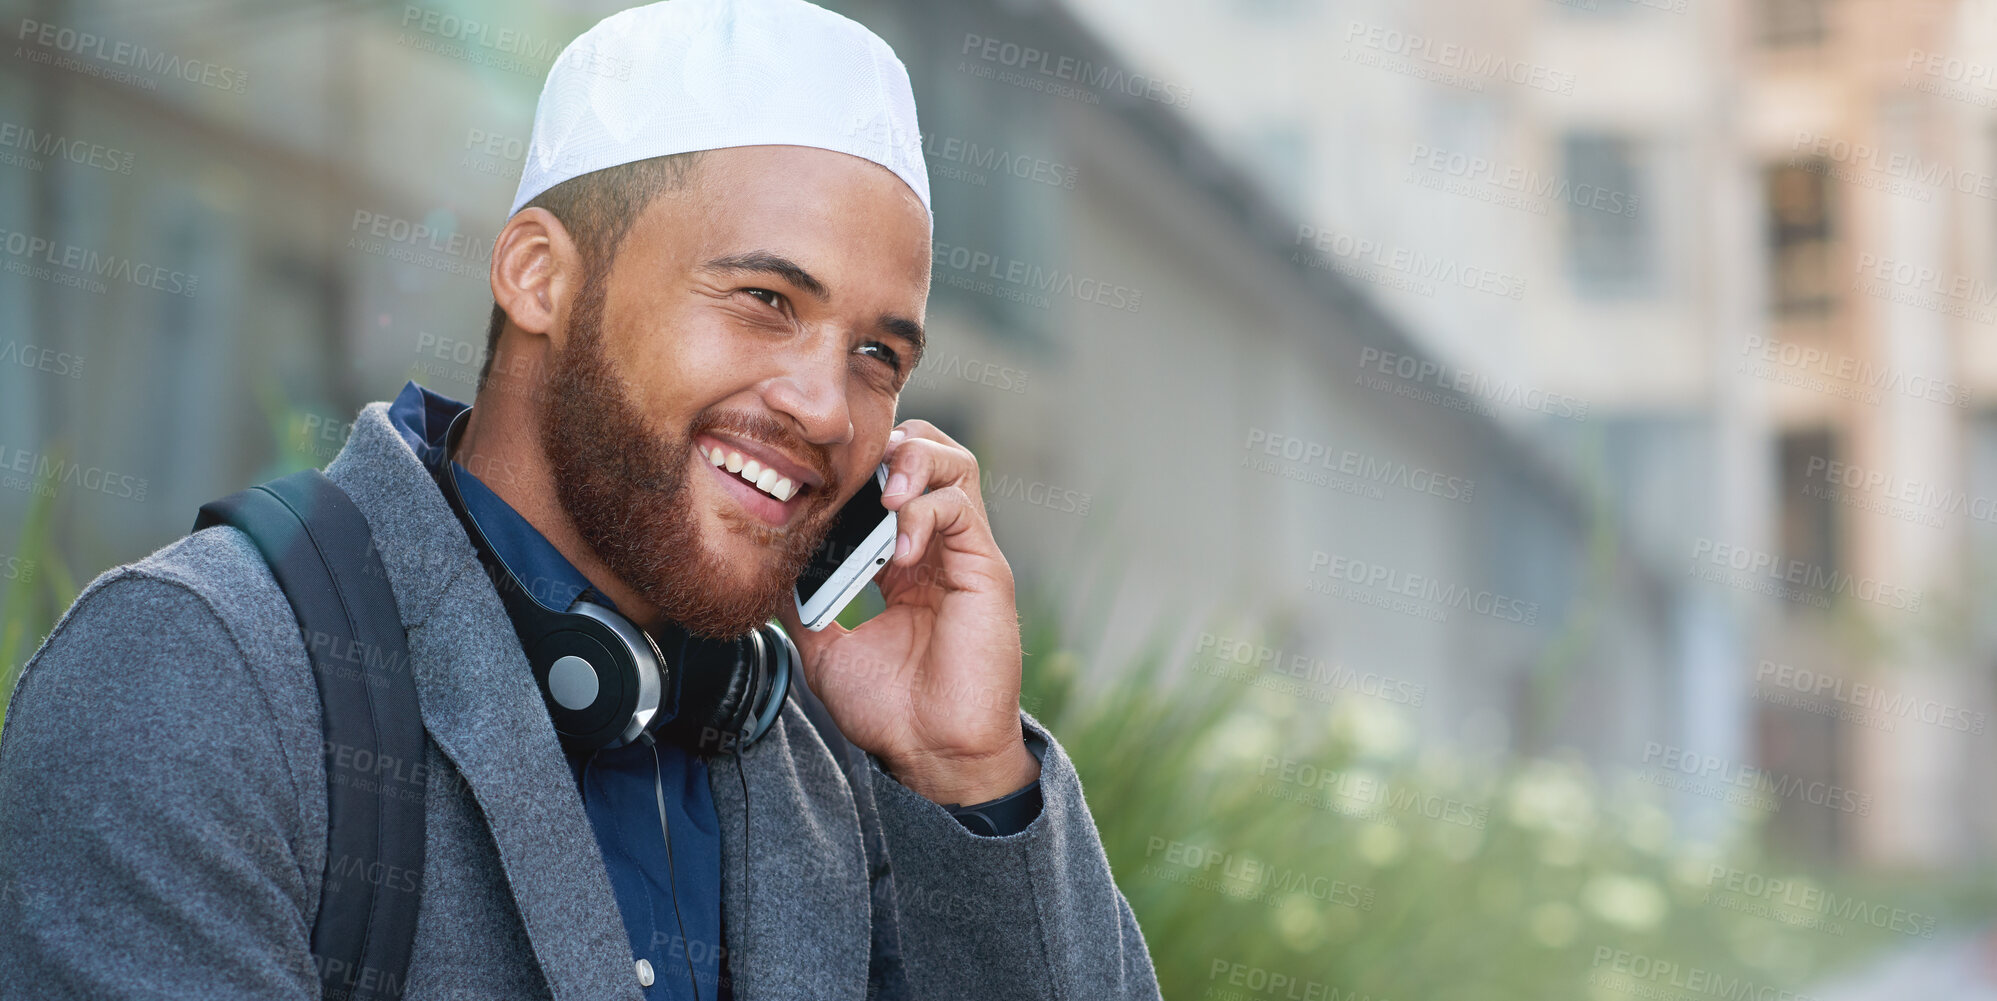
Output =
[
  {"x1": 889, "y1": 439, "x2": 927, "y2": 468},
  {"x1": 913, "y1": 436, "x2": 974, "y2": 471}
]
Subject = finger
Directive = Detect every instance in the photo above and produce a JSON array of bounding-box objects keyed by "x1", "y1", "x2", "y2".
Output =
[
  {"x1": 888, "y1": 418, "x2": 965, "y2": 453},
  {"x1": 882, "y1": 437, "x2": 984, "y2": 517},
  {"x1": 888, "y1": 484, "x2": 999, "y2": 570},
  {"x1": 882, "y1": 419, "x2": 967, "y2": 488}
]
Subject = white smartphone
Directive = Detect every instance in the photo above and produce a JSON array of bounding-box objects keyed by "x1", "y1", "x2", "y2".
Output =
[{"x1": 793, "y1": 461, "x2": 898, "y2": 631}]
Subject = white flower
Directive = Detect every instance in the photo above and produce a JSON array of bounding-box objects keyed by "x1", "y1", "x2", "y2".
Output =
[{"x1": 1581, "y1": 873, "x2": 1668, "y2": 932}]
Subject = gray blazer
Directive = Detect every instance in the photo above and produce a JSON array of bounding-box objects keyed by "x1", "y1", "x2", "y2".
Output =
[{"x1": 0, "y1": 400, "x2": 1161, "y2": 1001}]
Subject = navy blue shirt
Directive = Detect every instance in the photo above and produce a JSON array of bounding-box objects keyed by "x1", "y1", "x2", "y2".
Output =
[
  {"x1": 385, "y1": 380, "x2": 1043, "y2": 1000},
  {"x1": 388, "y1": 382, "x2": 726, "y2": 999}
]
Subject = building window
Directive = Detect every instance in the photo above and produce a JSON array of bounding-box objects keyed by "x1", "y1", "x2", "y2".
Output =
[
  {"x1": 1562, "y1": 132, "x2": 1649, "y2": 295},
  {"x1": 1758, "y1": 0, "x2": 1829, "y2": 47},
  {"x1": 1777, "y1": 428, "x2": 1840, "y2": 608},
  {"x1": 1766, "y1": 160, "x2": 1835, "y2": 317}
]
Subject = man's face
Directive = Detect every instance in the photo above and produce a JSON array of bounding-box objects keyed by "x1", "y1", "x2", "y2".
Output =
[{"x1": 538, "y1": 145, "x2": 931, "y2": 638}]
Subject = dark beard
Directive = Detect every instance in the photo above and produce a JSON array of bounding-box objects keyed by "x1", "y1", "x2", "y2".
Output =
[{"x1": 536, "y1": 270, "x2": 839, "y2": 638}]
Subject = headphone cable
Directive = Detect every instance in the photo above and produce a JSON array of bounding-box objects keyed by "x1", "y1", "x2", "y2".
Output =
[
  {"x1": 641, "y1": 732, "x2": 702, "y2": 1001},
  {"x1": 734, "y1": 750, "x2": 750, "y2": 1000}
]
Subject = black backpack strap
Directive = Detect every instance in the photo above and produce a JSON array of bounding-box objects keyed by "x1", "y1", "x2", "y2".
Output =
[{"x1": 193, "y1": 469, "x2": 427, "y2": 1001}]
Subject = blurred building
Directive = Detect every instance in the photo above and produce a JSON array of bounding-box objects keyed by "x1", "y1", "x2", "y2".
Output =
[{"x1": 1060, "y1": 0, "x2": 1997, "y2": 867}]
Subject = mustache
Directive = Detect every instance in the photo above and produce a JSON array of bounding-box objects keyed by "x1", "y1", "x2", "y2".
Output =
[{"x1": 688, "y1": 408, "x2": 838, "y2": 493}]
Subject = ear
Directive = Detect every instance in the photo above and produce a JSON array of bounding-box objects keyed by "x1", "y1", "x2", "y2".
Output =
[{"x1": 489, "y1": 207, "x2": 583, "y2": 351}]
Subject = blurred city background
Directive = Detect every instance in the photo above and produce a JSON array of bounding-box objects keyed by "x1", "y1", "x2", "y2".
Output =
[{"x1": 6, "y1": 0, "x2": 1997, "y2": 996}]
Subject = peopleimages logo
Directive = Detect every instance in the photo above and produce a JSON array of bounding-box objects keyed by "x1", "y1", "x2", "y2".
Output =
[
  {"x1": 1590, "y1": 947, "x2": 1820, "y2": 1001},
  {"x1": 0, "y1": 443, "x2": 148, "y2": 501},
  {"x1": 0, "y1": 227, "x2": 199, "y2": 297},
  {"x1": 1705, "y1": 866, "x2": 1938, "y2": 939},
  {"x1": 1343, "y1": 21, "x2": 1576, "y2": 96},
  {"x1": 1354, "y1": 346, "x2": 1590, "y2": 421},
  {"x1": 1245, "y1": 427, "x2": 1476, "y2": 504},
  {"x1": 1852, "y1": 252, "x2": 1997, "y2": 323},
  {"x1": 1905, "y1": 48, "x2": 1997, "y2": 93},
  {"x1": 1406, "y1": 144, "x2": 1639, "y2": 218},
  {"x1": 1687, "y1": 538, "x2": 1923, "y2": 612},
  {"x1": 14, "y1": 18, "x2": 249, "y2": 94},
  {"x1": 1143, "y1": 837, "x2": 1377, "y2": 910},
  {"x1": 1738, "y1": 334, "x2": 1966, "y2": 408},
  {"x1": 923, "y1": 133, "x2": 1078, "y2": 190},
  {"x1": 1642, "y1": 742, "x2": 1871, "y2": 816},
  {"x1": 1194, "y1": 631, "x2": 1429, "y2": 707},
  {"x1": 1307, "y1": 551, "x2": 1539, "y2": 625},
  {"x1": 959, "y1": 33, "x2": 1193, "y2": 109},
  {"x1": 399, "y1": 5, "x2": 561, "y2": 62},
  {"x1": 0, "y1": 554, "x2": 35, "y2": 583},
  {"x1": 0, "y1": 340, "x2": 84, "y2": 379},
  {"x1": 1294, "y1": 224, "x2": 1526, "y2": 301},
  {"x1": 1756, "y1": 659, "x2": 1987, "y2": 734},
  {"x1": 1803, "y1": 455, "x2": 1997, "y2": 524},
  {"x1": 1257, "y1": 756, "x2": 1489, "y2": 828},
  {"x1": 1792, "y1": 131, "x2": 1997, "y2": 199},
  {"x1": 1207, "y1": 959, "x2": 1379, "y2": 1001},
  {"x1": 0, "y1": 120, "x2": 135, "y2": 175},
  {"x1": 931, "y1": 241, "x2": 1142, "y2": 313}
]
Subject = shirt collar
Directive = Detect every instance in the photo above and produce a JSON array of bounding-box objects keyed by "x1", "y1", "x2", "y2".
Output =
[{"x1": 386, "y1": 380, "x2": 611, "y2": 616}]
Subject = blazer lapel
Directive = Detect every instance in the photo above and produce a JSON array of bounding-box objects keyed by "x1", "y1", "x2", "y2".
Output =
[
  {"x1": 325, "y1": 403, "x2": 641, "y2": 1001},
  {"x1": 710, "y1": 696, "x2": 872, "y2": 1001}
]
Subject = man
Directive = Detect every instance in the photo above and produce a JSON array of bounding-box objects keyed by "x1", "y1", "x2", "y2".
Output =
[{"x1": 0, "y1": 1, "x2": 1161, "y2": 999}]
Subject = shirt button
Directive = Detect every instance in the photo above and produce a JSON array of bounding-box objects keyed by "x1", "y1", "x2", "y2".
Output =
[{"x1": 636, "y1": 958, "x2": 655, "y2": 987}]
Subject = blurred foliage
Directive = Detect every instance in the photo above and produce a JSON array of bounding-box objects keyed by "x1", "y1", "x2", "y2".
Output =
[
  {"x1": 0, "y1": 449, "x2": 78, "y2": 729},
  {"x1": 0, "y1": 381, "x2": 314, "y2": 725},
  {"x1": 1017, "y1": 594, "x2": 1997, "y2": 1000}
]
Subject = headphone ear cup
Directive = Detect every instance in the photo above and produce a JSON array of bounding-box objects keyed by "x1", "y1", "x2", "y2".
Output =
[
  {"x1": 535, "y1": 600, "x2": 666, "y2": 752},
  {"x1": 528, "y1": 629, "x2": 629, "y2": 745},
  {"x1": 656, "y1": 631, "x2": 755, "y2": 754},
  {"x1": 741, "y1": 623, "x2": 795, "y2": 747},
  {"x1": 654, "y1": 624, "x2": 793, "y2": 755}
]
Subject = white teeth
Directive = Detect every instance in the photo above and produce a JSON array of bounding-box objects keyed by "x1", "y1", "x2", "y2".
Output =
[{"x1": 708, "y1": 443, "x2": 802, "y2": 502}]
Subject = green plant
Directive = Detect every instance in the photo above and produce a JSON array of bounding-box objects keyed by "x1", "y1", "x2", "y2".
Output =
[
  {"x1": 0, "y1": 378, "x2": 315, "y2": 727},
  {"x1": 0, "y1": 453, "x2": 78, "y2": 728},
  {"x1": 1018, "y1": 596, "x2": 1994, "y2": 1001}
]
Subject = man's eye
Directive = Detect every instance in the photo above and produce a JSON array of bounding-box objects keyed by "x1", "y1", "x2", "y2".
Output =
[
  {"x1": 742, "y1": 288, "x2": 782, "y2": 308},
  {"x1": 858, "y1": 341, "x2": 902, "y2": 372}
]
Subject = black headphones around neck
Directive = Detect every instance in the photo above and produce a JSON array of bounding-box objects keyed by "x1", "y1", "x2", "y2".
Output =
[{"x1": 432, "y1": 406, "x2": 793, "y2": 757}]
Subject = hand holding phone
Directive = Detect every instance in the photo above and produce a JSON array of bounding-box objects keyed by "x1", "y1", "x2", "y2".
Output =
[
  {"x1": 793, "y1": 461, "x2": 898, "y2": 630},
  {"x1": 776, "y1": 419, "x2": 1039, "y2": 807}
]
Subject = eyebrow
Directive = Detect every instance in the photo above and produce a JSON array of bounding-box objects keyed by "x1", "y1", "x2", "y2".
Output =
[
  {"x1": 700, "y1": 250, "x2": 926, "y2": 368},
  {"x1": 881, "y1": 314, "x2": 926, "y2": 370},
  {"x1": 699, "y1": 251, "x2": 829, "y2": 301}
]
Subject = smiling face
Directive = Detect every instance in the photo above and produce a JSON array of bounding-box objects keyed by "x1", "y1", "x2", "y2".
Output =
[{"x1": 533, "y1": 145, "x2": 931, "y2": 638}]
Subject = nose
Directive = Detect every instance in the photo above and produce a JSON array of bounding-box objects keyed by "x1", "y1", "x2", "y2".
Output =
[{"x1": 760, "y1": 334, "x2": 854, "y2": 450}]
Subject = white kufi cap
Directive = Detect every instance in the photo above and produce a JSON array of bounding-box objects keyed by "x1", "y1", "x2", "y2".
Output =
[{"x1": 510, "y1": 0, "x2": 930, "y2": 227}]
